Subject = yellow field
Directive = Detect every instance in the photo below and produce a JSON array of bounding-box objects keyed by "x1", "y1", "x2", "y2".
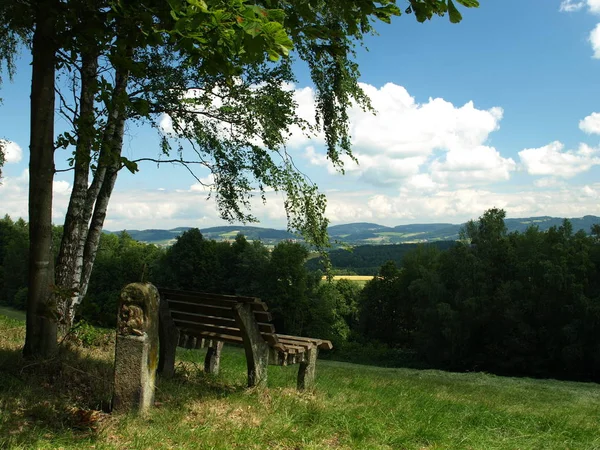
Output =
[{"x1": 322, "y1": 275, "x2": 374, "y2": 281}]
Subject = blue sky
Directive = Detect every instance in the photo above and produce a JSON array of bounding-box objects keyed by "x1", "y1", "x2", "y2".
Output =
[{"x1": 1, "y1": 0, "x2": 600, "y2": 231}]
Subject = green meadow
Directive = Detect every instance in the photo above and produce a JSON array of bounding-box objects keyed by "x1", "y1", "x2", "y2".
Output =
[{"x1": 1, "y1": 312, "x2": 599, "y2": 449}]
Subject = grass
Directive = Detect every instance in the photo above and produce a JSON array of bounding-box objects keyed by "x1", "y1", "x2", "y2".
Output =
[
  {"x1": 0, "y1": 306, "x2": 26, "y2": 321},
  {"x1": 1, "y1": 312, "x2": 600, "y2": 449}
]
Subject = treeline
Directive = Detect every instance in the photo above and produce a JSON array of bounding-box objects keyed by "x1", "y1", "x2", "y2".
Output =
[
  {"x1": 359, "y1": 209, "x2": 600, "y2": 382},
  {"x1": 305, "y1": 241, "x2": 455, "y2": 275},
  {"x1": 3, "y1": 210, "x2": 600, "y2": 382},
  {"x1": 0, "y1": 219, "x2": 359, "y2": 350}
]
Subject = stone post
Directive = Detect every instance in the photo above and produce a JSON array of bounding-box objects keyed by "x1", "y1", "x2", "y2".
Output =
[
  {"x1": 297, "y1": 345, "x2": 318, "y2": 391},
  {"x1": 204, "y1": 341, "x2": 224, "y2": 375},
  {"x1": 113, "y1": 283, "x2": 159, "y2": 415}
]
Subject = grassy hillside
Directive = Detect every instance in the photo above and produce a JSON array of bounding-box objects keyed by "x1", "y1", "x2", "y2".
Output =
[{"x1": 1, "y1": 313, "x2": 599, "y2": 449}]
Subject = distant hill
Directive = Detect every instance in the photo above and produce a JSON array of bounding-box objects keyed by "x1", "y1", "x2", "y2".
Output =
[
  {"x1": 106, "y1": 225, "x2": 297, "y2": 246},
  {"x1": 107, "y1": 215, "x2": 600, "y2": 247}
]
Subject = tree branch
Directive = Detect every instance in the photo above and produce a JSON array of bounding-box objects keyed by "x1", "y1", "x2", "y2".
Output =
[{"x1": 55, "y1": 167, "x2": 75, "y2": 173}]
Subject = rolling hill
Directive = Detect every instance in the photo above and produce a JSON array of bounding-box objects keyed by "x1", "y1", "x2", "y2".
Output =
[{"x1": 107, "y1": 215, "x2": 600, "y2": 247}]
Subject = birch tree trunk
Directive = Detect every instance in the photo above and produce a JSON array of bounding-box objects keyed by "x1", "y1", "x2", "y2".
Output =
[
  {"x1": 24, "y1": 0, "x2": 58, "y2": 358},
  {"x1": 55, "y1": 36, "x2": 131, "y2": 329},
  {"x1": 55, "y1": 49, "x2": 98, "y2": 333}
]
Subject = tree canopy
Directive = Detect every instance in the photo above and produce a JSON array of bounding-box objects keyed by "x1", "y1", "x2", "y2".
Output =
[{"x1": 0, "y1": 0, "x2": 480, "y2": 354}]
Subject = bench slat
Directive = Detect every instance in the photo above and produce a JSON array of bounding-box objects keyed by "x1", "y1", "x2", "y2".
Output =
[
  {"x1": 180, "y1": 330, "x2": 244, "y2": 346},
  {"x1": 173, "y1": 319, "x2": 279, "y2": 346},
  {"x1": 161, "y1": 290, "x2": 265, "y2": 309},
  {"x1": 160, "y1": 288, "x2": 260, "y2": 303},
  {"x1": 276, "y1": 334, "x2": 333, "y2": 350},
  {"x1": 167, "y1": 299, "x2": 272, "y2": 322},
  {"x1": 171, "y1": 310, "x2": 275, "y2": 334}
]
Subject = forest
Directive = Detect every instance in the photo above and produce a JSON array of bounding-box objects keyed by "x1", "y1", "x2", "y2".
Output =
[{"x1": 1, "y1": 208, "x2": 600, "y2": 382}]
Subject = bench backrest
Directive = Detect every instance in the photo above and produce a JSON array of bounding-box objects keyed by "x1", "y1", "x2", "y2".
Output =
[{"x1": 159, "y1": 288, "x2": 332, "y2": 362}]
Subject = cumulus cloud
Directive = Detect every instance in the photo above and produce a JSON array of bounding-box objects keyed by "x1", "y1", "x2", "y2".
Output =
[
  {"x1": 589, "y1": 0, "x2": 600, "y2": 13},
  {"x1": 560, "y1": 0, "x2": 600, "y2": 13},
  {"x1": 301, "y1": 82, "x2": 508, "y2": 188},
  {"x1": 0, "y1": 140, "x2": 23, "y2": 164},
  {"x1": 430, "y1": 146, "x2": 516, "y2": 185},
  {"x1": 561, "y1": 1, "x2": 600, "y2": 56},
  {"x1": 349, "y1": 84, "x2": 503, "y2": 157},
  {"x1": 560, "y1": 0, "x2": 585, "y2": 12},
  {"x1": 518, "y1": 141, "x2": 600, "y2": 177},
  {"x1": 580, "y1": 112, "x2": 600, "y2": 134},
  {"x1": 321, "y1": 184, "x2": 600, "y2": 227},
  {"x1": 590, "y1": 23, "x2": 600, "y2": 58}
]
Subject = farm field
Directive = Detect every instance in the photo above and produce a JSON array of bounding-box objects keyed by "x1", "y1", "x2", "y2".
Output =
[
  {"x1": 322, "y1": 275, "x2": 374, "y2": 281},
  {"x1": 1, "y1": 311, "x2": 599, "y2": 449},
  {"x1": 321, "y1": 275, "x2": 374, "y2": 287}
]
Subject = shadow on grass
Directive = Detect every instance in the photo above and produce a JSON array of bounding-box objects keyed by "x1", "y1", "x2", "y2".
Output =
[
  {"x1": 0, "y1": 343, "x2": 245, "y2": 449},
  {"x1": 0, "y1": 344, "x2": 115, "y2": 448}
]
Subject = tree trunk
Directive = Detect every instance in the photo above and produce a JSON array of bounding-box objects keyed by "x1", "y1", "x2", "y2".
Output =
[
  {"x1": 57, "y1": 41, "x2": 131, "y2": 326},
  {"x1": 55, "y1": 49, "x2": 98, "y2": 334},
  {"x1": 23, "y1": 0, "x2": 58, "y2": 358}
]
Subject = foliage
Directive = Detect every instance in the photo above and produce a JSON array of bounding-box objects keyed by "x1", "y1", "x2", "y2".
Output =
[
  {"x1": 3, "y1": 210, "x2": 600, "y2": 382},
  {"x1": 0, "y1": 216, "x2": 29, "y2": 309},
  {"x1": 156, "y1": 228, "x2": 359, "y2": 343},
  {"x1": 79, "y1": 232, "x2": 164, "y2": 327},
  {"x1": 305, "y1": 241, "x2": 455, "y2": 275},
  {"x1": 360, "y1": 208, "x2": 600, "y2": 382}
]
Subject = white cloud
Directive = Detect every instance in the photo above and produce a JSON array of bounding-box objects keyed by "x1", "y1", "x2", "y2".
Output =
[
  {"x1": 189, "y1": 174, "x2": 215, "y2": 193},
  {"x1": 430, "y1": 146, "x2": 516, "y2": 185},
  {"x1": 301, "y1": 82, "x2": 508, "y2": 188},
  {"x1": 562, "y1": 1, "x2": 600, "y2": 56},
  {"x1": 589, "y1": 0, "x2": 600, "y2": 13},
  {"x1": 321, "y1": 185, "x2": 600, "y2": 227},
  {"x1": 519, "y1": 141, "x2": 600, "y2": 177},
  {"x1": 560, "y1": 0, "x2": 585, "y2": 12},
  {"x1": 53, "y1": 180, "x2": 71, "y2": 195},
  {"x1": 349, "y1": 83, "x2": 503, "y2": 158},
  {"x1": 534, "y1": 177, "x2": 567, "y2": 188},
  {"x1": 580, "y1": 112, "x2": 600, "y2": 134},
  {"x1": 159, "y1": 114, "x2": 174, "y2": 135},
  {"x1": 560, "y1": 0, "x2": 600, "y2": 13},
  {"x1": 0, "y1": 140, "x2": 23, "y2": 164},
  {"x1": 590, "y1": 23, "x2": 600, "y2": 58}
]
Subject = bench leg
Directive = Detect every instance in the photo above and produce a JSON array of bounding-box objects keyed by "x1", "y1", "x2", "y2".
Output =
[
  {"x1": 233, "y1": 303, "x2": 269, "y2": 388},
  {"x1": 158, "y1": 297, "x2": 179, "y2": 377},
  {"x1": 297, "y1": 346, "x2": 318, "y2": 391},
  {"x1": 204, "y1": 341, "x2": 224, "y2": 375}
]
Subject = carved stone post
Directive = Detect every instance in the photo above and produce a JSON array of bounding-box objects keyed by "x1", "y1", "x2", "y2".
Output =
[
  {"x1": 233, "y1": 303, "x2": 269, "y2": 388},
  {"x1": 158, "y1": 294, "x2": 179, "y2": 377},
  {"x1": 113, "y1": 283, "x2": 159, "y2": 414},
  {"x1": 204, "y1": 341, "x2": 224, "y2": 374},
  {"x1": 297, "y1": 345, "x2": 318, "y2": 391}
]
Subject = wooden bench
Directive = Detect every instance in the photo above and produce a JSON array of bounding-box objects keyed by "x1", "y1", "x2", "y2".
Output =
[{"x1": 157, "y1": 288, "x2": 332, "y2": 390}]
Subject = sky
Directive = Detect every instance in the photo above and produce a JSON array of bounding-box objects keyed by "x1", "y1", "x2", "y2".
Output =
[{"x1": 1, "y1": 0, "x2": 600, "y2": 232}]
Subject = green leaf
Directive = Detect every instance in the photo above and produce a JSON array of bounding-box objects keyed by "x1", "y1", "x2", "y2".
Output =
[
  {"x1": 456, "y1": 0, "x2": 480, "y2": 7},
  {"x1": 121, "y1": 158, "x2": 139, "y2": 174},
  {"x1": 448, "y1": 0, "x2": 463, "y2": 23}
]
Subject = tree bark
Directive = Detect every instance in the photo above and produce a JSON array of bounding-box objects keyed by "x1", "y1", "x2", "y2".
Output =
[
  {"x1": 55, "y1": 49, "x2": 98, "y2": 333},
  {"x1": 23, "y1": 0, "x2": 58, "y2": 358},
  {"x1": 78, "y1": 94, "x2": 127, "y2": 301},
  {"x1": 56, "y1": 35, "x2": 131, "y2": 328}
]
